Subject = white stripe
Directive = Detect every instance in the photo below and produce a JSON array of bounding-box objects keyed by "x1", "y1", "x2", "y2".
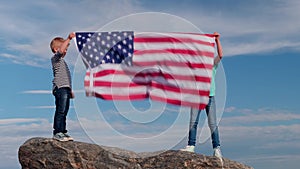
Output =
[
  {"x1": 88, "y1": 64, "x2": 212, "y2": 78},
  {"x1": 133, "y1": 53, "x2": 213, "y2": 65},
  {"x1": 89, "y1": 75, "x2": 211, "y2": 91},
  {"x1": 150, "y1": 89, "x2": 209, "y2": 105},
  {"x1": 85, "y1": 83, "x2": 209, "y2": 104},
  {"x1": 85, "y1": 86, "x2": 147, "y2": 95},
  {"x1": 134, "y1": 42, "x2": 215, "y2": 52},
  {"x1": 134, "y1": 32, "x2": 215, "y2": 43}
]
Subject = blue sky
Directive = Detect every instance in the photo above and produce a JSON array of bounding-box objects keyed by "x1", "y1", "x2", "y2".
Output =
[{"x1": 0, "y1": 0, "x2": 300, "y2": 169}]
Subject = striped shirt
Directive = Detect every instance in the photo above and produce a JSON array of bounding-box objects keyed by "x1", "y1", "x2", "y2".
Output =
[{"x1": 51, "y1": 52, "x2": 72, "y2": 90}]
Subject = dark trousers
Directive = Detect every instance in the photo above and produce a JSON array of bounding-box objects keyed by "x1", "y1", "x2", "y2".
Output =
[{"x1": 53, "y1": 87, "x2": 71, "y2": 135}]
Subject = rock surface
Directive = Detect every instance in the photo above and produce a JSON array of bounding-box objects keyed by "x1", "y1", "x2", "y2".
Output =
[{"x1": 19, "y1": 137, "x2": 253, "y2": 169}]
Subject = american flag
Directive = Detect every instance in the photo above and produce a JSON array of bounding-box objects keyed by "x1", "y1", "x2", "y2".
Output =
[{"x1": 75, "y1": 31, "x2": 216, "y2": 109}]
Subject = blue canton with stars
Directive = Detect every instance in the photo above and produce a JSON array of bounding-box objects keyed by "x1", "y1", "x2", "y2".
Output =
[{"x1": 75, "y1": 31, "x2": 134, "y2": 68}]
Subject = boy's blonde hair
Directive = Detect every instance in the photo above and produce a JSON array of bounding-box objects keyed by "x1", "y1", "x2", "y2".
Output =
[{"x1": 50, "y1": 37, "x2": 64, "y2": 53}]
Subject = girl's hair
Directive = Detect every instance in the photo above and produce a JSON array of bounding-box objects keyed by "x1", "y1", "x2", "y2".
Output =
[{"x1": 50, "y1": 37, "x2": 64, "y2": 53}]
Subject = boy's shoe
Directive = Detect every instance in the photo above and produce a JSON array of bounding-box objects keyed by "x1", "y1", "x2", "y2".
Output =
[
  {"x1": 180, "y1": 145, "x2": 195, "y2": 152},
  {"x1": 213, "y1": 146, "x2": 223, "y2": 158},
  {"x1": 63, "y1": 133, "x2": 74, "y2": 141},
  {"x1": 53, "y1": 132, "x2": 69, "y2": 142}
]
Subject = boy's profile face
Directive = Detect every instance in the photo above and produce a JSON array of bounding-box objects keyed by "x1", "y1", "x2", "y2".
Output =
[{"x1": 53, "y1": 40, "x2": 69, "y2": 56}]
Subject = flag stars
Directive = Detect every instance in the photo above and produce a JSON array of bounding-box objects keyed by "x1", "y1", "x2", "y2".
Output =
[
  {"x1": 76, "y1": 31, "x2": 134, "y2": 68},
  {"x1": 117, "y1": 44, "x2": 122, "y2": 49}
]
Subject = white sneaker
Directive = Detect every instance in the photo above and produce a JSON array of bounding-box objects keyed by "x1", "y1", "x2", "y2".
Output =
[
  {"x1": 180, "y1": 145, "x2": 195, "y2": 152},
  {"x1": 63, "y1": 133, "x2": 74, "y2": 141},
  {"x1": 213, "y1": 146, "x2": 223, "y2": 158},
  {"x1": 53, "y1": 132, "x2": 69, "y2": 142}
]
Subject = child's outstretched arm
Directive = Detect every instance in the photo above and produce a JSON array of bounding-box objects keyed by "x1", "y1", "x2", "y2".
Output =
[
  {"x1": 213, "y1": 32, "x2": 223, "y2": 65},
  {"x1": 59, "y1": 32, "x2": 75, "y2": 57}
]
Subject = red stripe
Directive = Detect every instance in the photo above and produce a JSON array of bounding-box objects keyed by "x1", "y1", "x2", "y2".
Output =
[
  {"x1": 134, "y1": 61, "x2": 213, "y2": 69},
  {"x1": 88, "y1": 88, "x2": 208, "y2": 109},
  {"x1": 86, "y1": 70, "x2": 211, "y2": 83},
  {"x1": 133, "y1": 49, "x2": 214, "y2": 57},
  {"x1": 172, "y1": 32, "x2": 217, "y2": 38},
  {"x1": 151, "y1": 82, "x2": 210, "y2": 96},
  {"x1": 134, "y1": 37, "x2": 214, "y2": 47},
  {"x1": 85, "y1": 80, "x2": 146, "y2": 87},
  {"x1": 150, "y1": 95, "x2": 207, "y2": 109},
  {"x1": 133, "y1": 72, "x2": 211, "y2": 83},
  {"x1": 84, "y1": 80, "x2": 209, "y2": 96},
  {"x1": 93, "y1": 93, "x2": 148, "y2": 100}
]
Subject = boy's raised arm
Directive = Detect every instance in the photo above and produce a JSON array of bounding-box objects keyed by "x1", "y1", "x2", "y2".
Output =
[{"x1": 59, "y1": 32, "x2": 75, "y2": 57}]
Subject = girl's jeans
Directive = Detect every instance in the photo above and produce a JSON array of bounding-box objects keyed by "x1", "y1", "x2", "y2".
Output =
[{"x1": 188, "y1": 96, "x2": 220, "y2": 148}]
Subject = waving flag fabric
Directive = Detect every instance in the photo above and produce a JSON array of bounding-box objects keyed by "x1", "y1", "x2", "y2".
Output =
[{"x1": 75, "y1": 31, "x2": 216, "y2": 109}]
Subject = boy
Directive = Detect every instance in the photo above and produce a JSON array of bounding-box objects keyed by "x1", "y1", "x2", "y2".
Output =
[
  {"x1": 50, "y1": 32, "x2": 75, "y2": 141},
  {"x1": 180, "y1": 32, "x2": 223, "y2": 158}
]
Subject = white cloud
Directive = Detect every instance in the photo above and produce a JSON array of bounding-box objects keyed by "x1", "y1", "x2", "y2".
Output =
[
  {"x1": 0, "y1": 0, "x2": 145, "y2": 67},
  {"x1": 174, "y1": 0, "x2": 300, "y2": 57},
  {"x1": 222, "y1": 112, "x2": 300, "y2": 124},
  {"x1": 0, "y1": 118, "x2": 44, "y2": 125},
  {"x1": 21, "y1": 89, "x2": 85, "y2": 94},
  {"x1": 21, "y1": 90, "x2": 52, "y2": 94},
  {"x1": 26, "y1": 106, "x2": 55, "y2": 109},
  {"x1": 1, "y1": 0, "x2": 299, "y2": 67},
  {"x1": 221, "y1": 107, "x2": 300, "y2": 124},
  {"x1": 26, "y1": 106, "x2": 74, "y2": 109}
]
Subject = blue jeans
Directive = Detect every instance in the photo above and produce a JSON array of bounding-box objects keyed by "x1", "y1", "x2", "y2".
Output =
[
  {"x1": 53, "y1": 87, "x2": 71, "y2": 135},
  {"x1": 188, "y1": 96, "x2": 220, "y2": 148}
]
